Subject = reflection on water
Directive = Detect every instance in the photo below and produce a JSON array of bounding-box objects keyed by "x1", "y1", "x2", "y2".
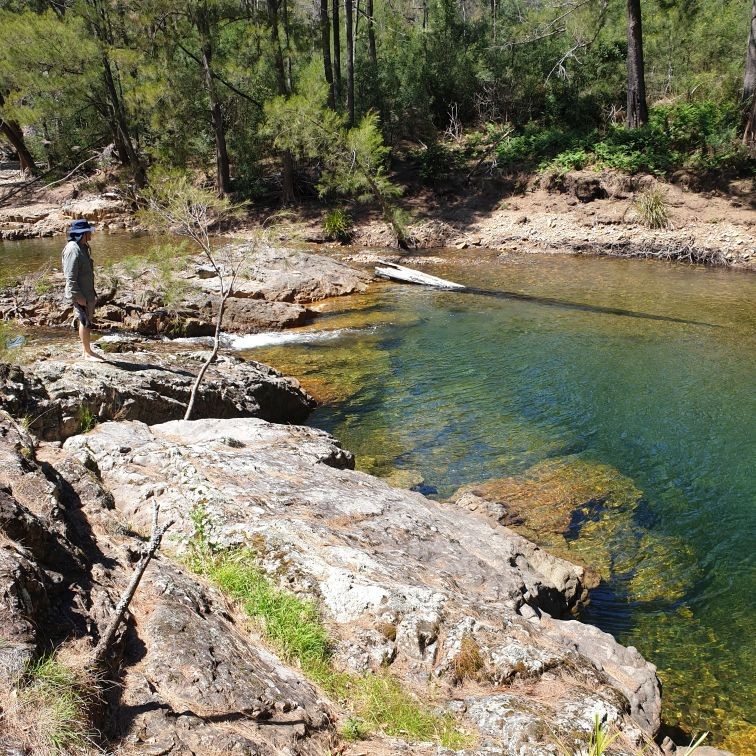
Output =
[
  {"x1": 250, "y1": 251, "x2": 756, "y2": 750},
  {"x1": 0, "y1": 232, "x2": 151, "y2": 277}
]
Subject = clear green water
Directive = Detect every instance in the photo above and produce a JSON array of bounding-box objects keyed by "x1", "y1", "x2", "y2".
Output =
[
  {"x1": 3, "y1": 238, "x2": 754, "y2": 747},
  {"x1": 250, "y1": 251, "x2": 755, "y2": 749}
]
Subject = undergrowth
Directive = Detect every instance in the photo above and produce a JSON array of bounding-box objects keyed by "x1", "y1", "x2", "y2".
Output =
[
  {"x1": 495, "y1": 101, "x2": 752, "y2": 177},
  {"x1": 185, "y1": 505, "x2": 470, "y2": 749}
]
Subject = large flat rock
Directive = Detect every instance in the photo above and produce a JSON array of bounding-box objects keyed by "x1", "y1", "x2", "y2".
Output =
[
  {"x1": 194, "y1": 246, "x2": 372, "y2": 303},
  {"x1": 0, "y1": 414, "x2": 336, "y2": 754},
  {"x1": 0, "y1": 246, "x2": 371, "y2": 336},
  {"x1": 0, "y1": 351, "x2": 315, "y2": 441},
  {"x1": 65, "y1": 417, "x2": 663, "y2": 752}
]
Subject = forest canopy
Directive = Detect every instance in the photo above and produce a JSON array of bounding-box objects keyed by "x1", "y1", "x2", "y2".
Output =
[{"x1": 0, "y1": 0, "x2": 753, "y2": 199}]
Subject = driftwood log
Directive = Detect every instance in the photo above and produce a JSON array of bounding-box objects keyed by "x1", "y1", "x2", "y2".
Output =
[{"x1": 375, "y1": 260, "x2": 466, "y2": 289}]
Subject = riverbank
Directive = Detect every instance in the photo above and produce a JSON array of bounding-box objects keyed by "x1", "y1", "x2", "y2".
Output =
[
  {"x1": 2, "y1": 160, "x2": 754, "y2": 270},
  {"x1": 1, "y1": 246, "x2": 740, "y2": 755}
]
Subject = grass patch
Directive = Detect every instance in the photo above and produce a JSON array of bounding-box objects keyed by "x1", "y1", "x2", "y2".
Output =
[
  {"x1": 323, "y1": 208, "x2": 354, "y2": 242},
  {"x1": 186, "y1": 506, "x2": 471, "y2": 748},
  {"x1": 77, "y1": 405, "x2": 97, "y2": 433},
  {"x1": 1, "y1": 655, "x2": 98, "y2": 755},
  {"x1": 634, "y1": 187, "x2": 671, "y2": 229}
]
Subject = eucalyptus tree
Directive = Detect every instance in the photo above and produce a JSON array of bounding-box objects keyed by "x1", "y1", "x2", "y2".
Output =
[
  {"x1": 77, "y1": 0, "x2": 147, "y2": 185},
  {"x1": 0, "y1": 92, "x2": 38, "y2": 175},
  {"x1": 625, "y1": 0, "x2": 648, "y2": 127},
  {"x1": 345, "y1": 0, "x2": 354, "y2": 125},
  {"x1": 320, "y1": 0, "x2": 335, "y2": 107},
  {"x1": 332, "y1": 0, "x2": 342, "y2": 106},
  {"x1": 265, "y1": 0, "x2": 295, "y2": 201},
  {"x1": 139, "y1": 0, "x2": 251, "y2": 195},
  {"x1": 0, "y1": 0, "x2": 148, "y2": 183},
  {"x1": 744, "y1": 0, "x2": 756, "y2": 143}
]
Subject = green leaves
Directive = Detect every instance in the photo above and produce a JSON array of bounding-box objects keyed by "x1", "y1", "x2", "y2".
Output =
[{"x1": 263, "y1": 70, "x2": 403, "y2": 238}]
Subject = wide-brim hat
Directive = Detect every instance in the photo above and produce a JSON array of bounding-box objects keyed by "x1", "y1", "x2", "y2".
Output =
[{"x1": 68, "y1": 219, "x2": 96, "y2": 236}]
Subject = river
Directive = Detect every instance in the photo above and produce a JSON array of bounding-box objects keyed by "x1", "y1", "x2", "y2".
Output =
[{"x1": 2, "y1": 237, "x2": 754, "y2": 749}]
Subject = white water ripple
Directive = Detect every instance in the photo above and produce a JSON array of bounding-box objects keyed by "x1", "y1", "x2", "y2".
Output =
[{"x1": 171, "y1": 327, "x2": 361, "y2": 351}]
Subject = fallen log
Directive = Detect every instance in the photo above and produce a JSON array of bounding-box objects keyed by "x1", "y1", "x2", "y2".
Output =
[{"x1": 375, "y1": 260, "x2": 466, "y2": 289}]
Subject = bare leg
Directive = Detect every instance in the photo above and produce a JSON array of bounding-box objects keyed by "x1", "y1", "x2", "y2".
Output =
[{"x1": 79, "y1": 324, "x2": 105, "y2": 361}]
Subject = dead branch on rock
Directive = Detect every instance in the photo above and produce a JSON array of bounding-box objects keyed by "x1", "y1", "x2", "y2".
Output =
[{"x1": 91, "y1": 500, "x2": 173, "y2": 669}]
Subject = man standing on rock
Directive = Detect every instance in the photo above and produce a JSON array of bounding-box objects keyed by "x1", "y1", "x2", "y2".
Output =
[{"x1": 62, "y1": 219, "x2": 104, "y2": 361}]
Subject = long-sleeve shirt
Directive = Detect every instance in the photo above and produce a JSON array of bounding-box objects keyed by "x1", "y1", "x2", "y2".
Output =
[{"x1": 62, "y1": 240, "x2": 96, "y2": 304}]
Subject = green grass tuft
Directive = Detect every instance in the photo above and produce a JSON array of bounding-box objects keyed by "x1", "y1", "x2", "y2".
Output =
[
  {"x1": 16, "y1": 655, "x2": 97, "y2": 754},
  {"x1": 634, "y1": 187, "x2": 671, "y2": 229},
  {"x1": 185, "y1": 505, "x2": 472, "y2": 748},
  {"x1": 340, "y1": 716, "x2": 370, "y2": 741},
  {"x1": 346, "y1": 672, "x2": 469, "y2": 748},
  {"x1": 77, "y1": 405, "x2": 97, "y2": 433},
  {"x1": 209, "y1": 552, "x2": 332, "y2": 669},
  {"x1": 323, "y1": 209, "x2": 354, "y2": 242}
]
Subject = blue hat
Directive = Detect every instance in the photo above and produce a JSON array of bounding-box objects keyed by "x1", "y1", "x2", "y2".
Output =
[{"x1": 68, "y1": 219, "x2": 96, "y2": 237}]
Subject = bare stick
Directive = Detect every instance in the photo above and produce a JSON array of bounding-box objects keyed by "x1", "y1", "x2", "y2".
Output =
[
  {"x1": 42, "y1": 154, "x2": 102, "y2": 189},
  {"x1": 91, "y1": 501, "x2": 173, "y2": 668}
]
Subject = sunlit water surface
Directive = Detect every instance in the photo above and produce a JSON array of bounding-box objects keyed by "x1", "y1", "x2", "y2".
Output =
[
  {"x1": 3, "y1": 238, "x2": 754, "y2": 748},
  {"x1": 249, "y1": 250, "x2": 755, "y2": 749},
  {"x1": 1, "y1": 232, "x2": 150, "y2": 276}
]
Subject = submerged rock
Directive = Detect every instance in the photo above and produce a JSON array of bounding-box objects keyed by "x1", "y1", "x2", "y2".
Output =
[
  {"x1": 451, "y1": 456, "x2": 703, "y2": 614},
  {"x1": 0, "y1": 351, "x2": 315, "y2": 441},
  {"x1": 64, "y1": 417, "x2": 663, "y2": 752}
]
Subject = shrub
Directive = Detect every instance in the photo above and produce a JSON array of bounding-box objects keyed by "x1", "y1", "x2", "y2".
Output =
[
  {"x1": 323, "y1": 209, "x2": 354, "y2": 242},
  {"x1": 499, "y1": 101, "x2": 751, "y2": 177},
  {"x1": 414, "y1": 141, "x2": 464, "y2": 182},
  {"x1": 634, "y1": 187, "x2": 671, "y2": 229}
]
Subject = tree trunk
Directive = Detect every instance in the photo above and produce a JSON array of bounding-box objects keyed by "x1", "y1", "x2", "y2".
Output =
[
  {"x1": 100, "y1": 54, "x2": 146, "y2": 186},
  {"x1": 332, "y1": 0, "x2": 342, "y2": 107},
  {"x1": 85, "y1": 0, "x2": 145, "y2": 186},
  {"x1": 366, "y1": 0, "x2": 377, "y2": 71},
  {"x1": 744, "y1": 0, "x2": 756, "y2": 144},
  {"x1": 267, "y1": 0, "x2": 295, "y2": 202},
  {"x1": 0, "y1": 117, "x2": 38, "y2": 176},
  {"x1": 345, "y1": 0, "x2": 355, "y2": 126},
  {"x1": 626, "y1": 0, "x2": 648, "y2": 128},
  {"x1": 197, "y1": 11, "x2": 232, "y2": 196},
  {"x1": 282, "y1": 0, "x2": 292, "y2": 92},
  {"x1": 320, "y1": 0, "x2": 336, "y2": 108}
]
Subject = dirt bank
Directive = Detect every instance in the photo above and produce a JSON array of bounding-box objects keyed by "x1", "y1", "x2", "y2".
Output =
[{"x1": 2, "y1": 160, "x2": 754, "y2": 269}]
